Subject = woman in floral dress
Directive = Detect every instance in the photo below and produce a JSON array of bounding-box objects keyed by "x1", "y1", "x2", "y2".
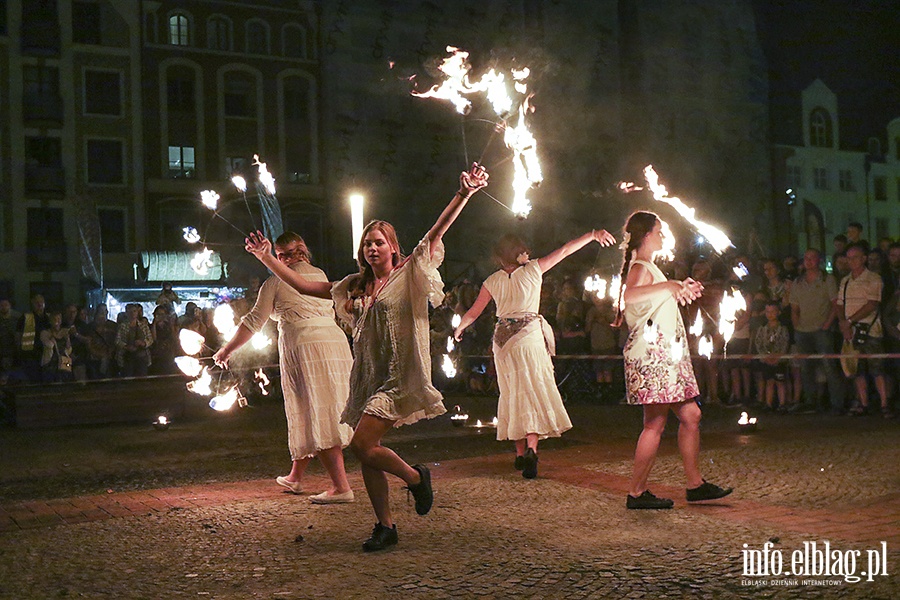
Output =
[
  {"x1": 616, "y1": 211, "x2": 733, "y2": 509},
  {"x1": 245, "y1": 164, "x2": 489, "y2": 551}
]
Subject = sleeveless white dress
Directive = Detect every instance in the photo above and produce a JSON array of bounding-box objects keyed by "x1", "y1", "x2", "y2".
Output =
[
  {"x1": 622, "y1": 259, "x2": 699, "y2": 405},
  {"x1": 483, "y1": 260, "x2": 572, "y2": 441}
]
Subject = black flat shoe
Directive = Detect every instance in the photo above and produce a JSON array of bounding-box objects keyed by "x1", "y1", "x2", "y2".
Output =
[
  {"x1": 522, "y1": 448, "x2": 538, "y2": 479},
  {"x1": 514, "y1": 455, "x2": 524, "y2": 470},
  {"x1": 362, "y1": 522, "x2": 398, "y2": 552},
  {"x1": 406, "y1": 464, "x2": 433, "y2": 515},
  {"x1": 686, "y1": 480, "x2": 733, "y2": 502},
  {"x1": 626, "y1": 490, "x2": 674, "y2": 509}
]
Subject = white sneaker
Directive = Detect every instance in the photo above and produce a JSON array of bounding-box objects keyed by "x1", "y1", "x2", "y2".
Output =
[
  {"x1": 309, "y1": 490, "x2": 355, "y2": 504},
  {"x1": 275, "y1": 476, "x2": 303, "y2": 494}
]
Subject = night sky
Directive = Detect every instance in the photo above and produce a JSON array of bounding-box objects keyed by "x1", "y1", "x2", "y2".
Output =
[{"x1": 753, "y1": 0, "x2": 900, "y2": 148}]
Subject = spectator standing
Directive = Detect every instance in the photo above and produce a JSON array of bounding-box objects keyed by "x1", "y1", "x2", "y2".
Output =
[
  {"x1": 753, "y1": 302, "x2": 790, "y2": 411},
  {"x1": 585, "y1": 294, "x2": 619, "y2": 400},
  {"x1": 39, "y1": 311, "x2": 74, "y2": 383},
  {"x1": 0, "y1": 299, "x2": 20, "y2": 378},
  {"x1": 16, "y1": 294, "x2": 51, "y2": 382},
  {"x1": 87, "y1": 304, "x2": 117, "y2": 378},
  {"x1": 837, "y1": 244, "x2": 892, "y2": 418},
  {"x1": 150, "y1": 305, "x2": 178, "y2": 375},
  {"x1": 790, "y1": 249, "x2": 844, "y2": 413},
  {"x1": 156, "y1": 282, "x2": 181, "y2": 313}
]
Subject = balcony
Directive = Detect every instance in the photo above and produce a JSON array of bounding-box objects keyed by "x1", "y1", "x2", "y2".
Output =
[
  {"x1": 24, "y1": 165, "x2": 66, "y2": 193},
  {"x1": 23, "y1": 93, "x2": 64, "y2": 123}
]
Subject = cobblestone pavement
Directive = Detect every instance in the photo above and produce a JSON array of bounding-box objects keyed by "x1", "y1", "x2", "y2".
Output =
[{"x1": 0, "y1": 396, "x2": 897, "y2": 599}]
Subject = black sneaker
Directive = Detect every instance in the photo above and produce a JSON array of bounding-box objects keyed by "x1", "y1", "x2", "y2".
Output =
[
  {"x1": 406, "y1": 464, "x2": 433, "y2": 515},
  {"x1": 626, "y1": 490, "x2": 674, "y2": 509},
  {"x1": 514, "y1": 455, "x2": 524, "y2": 470},
  {"x1": 686, "y1": 480, "x2": 733, "y2": 502},
  {"x1": 522, "y1": 448, "x2": 538, "y2": 479},
  {"x1": 362, "y1": 522, "x2": 398, "y2": 552}
]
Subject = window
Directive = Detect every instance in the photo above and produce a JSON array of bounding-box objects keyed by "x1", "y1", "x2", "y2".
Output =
[
  {"x1": 246, "y1": 20, "x2": 269, "y2": 54},
  {"x1": 24, "y1": 65, "x2": 59, "y2": 96},
  {"x1": 282, "y1": 24, "x2": 305, "y2": 58},
  {"x1": 813, "y1": 167, "x2": 829, "y2": 190},
  {"x1": 98, "y1": 208, "x2": 126, "y2": 252},
  {"x1": 168, "y1": 13, "x2": 190, "y2": 46},
  {"x1": 25, "y1": 137, "x2": 64, "y2": 192},
  {"x1": 207, "y1": 15, "x2": 231, "y2": 51},
  {"x1": 84, "y1": 70, "x2": 121, "y2": 115},
  {"x1": 224, "y1": 73, "x2": 254, "y2": 117},
  {"x1": 72, "y1": 1, "x2": 101, "y2": 44},
  {"x1": 27, "y1": 207, "x2": 67, "y2": 270},
  {"x1": 838, "y1": 169, "x2": 854, "y2": 192},
  {"x1": 874, "y1": 176, "x2": 887, "y2": 202},
  {"x1": 168, "y1": 146, "x2": 195, "y2": 178},
  {"x1": 167, "y1": 72, "x2": 194, "y2": 112},
  {"x1": 87, "y1": 139, "x2": 124, "y2": 184},
  {"x1": 875, "y1": 218, "x2": 888, "y2": 241},
  {"x1": 810, "y1": 108, "x2": 832, "y2": 148},
  {"x1": 785, "y1": 165, "x2": 803, "y2": 189},
  {"x1": 26, "y1": 136, "x2": 62, "y2": 167}
]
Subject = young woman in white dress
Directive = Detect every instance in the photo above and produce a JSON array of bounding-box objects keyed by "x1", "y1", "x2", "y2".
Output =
[
  {"x1": 453, "y1": 229, "x2": 616, "y2": 478},
  {"x1": 214, "y1": 232, "x2": 355, "y2": 504},
  {"x1": 617, "y1": 211, "x2": 732, "y2": 509},
  {"x1": 245, "y1": 164, "x2": 489, "y2": 551}
]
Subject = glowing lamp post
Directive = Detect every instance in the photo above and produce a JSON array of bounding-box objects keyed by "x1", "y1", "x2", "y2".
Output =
[{"x1": 349, "y1": 194, "x2": 364, "y2": 260}]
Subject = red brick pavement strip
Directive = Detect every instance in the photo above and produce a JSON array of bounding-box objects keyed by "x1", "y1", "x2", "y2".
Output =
[{"x1": 2, "y1": 446, "x2": 898, "y2": 548}]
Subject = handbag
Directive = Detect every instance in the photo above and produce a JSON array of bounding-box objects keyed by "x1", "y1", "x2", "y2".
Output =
[
  {"x1": 58, "y1": 354, "x2": 72, "y2": 372},
  {"x1": 842, "y1": 279, "x2": 878, "y2": 349}
]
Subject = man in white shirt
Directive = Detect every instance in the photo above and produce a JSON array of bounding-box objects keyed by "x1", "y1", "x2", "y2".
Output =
[{"x1": 836, "y1": 244, "x2": 891, "y2": 418}]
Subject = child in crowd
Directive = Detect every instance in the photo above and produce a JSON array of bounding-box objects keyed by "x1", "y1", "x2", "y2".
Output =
[{"x1": 753, "y1": 301, "x2": 790, "y2": 411}]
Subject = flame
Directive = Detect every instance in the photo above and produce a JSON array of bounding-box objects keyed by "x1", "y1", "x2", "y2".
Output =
[
  {"x1": 410, "y1": 46, "x2": 478, "y2": 114},
  {"x1": 209, "y1": 386, "x2": 240, "y2": 411},
  {"x1": 446, "y1": 336, "x2": 455, "y2": 353},
  {"x1": 656, "y1": 219, "x2": 676, "y2": 262},
  {"x1": 254, "y1": 368, "x2": 270, "y2": 396},
  {"x1": 504, "y1": 101, "x2": 542, "y2": 218},
  {"x1": 618, "y1": 181, "x2": 643, "y2": 193},
  {"x1": 190, "y1": 247, "x2": 215, "y2": 276},
  {"x1": 608, "y1": 275, "x2": 624, "y2": 308},
  {"x1": 182, "y1": 227, "x2": 200, "y2": 244},
  {"x1": 698, "y1": 335, "x2": 714, "y2": 358},
  {"x1": 584, "y1": 274, "x2": 608, "y2": 298},
  {"x1": 689, "y1": 312, "x2": 704, "y2": 337},
  {"x1": 643, "y1": 166, "x2": 733, "y2": 253},
  {"x1": 251, "y1": 332, "x2": 272, "y2": 350},
  {"x1": 732, "y1": 262, "x2": 749, "y2": 280},
  {"x1": 492, "y1": 416, "x2": 498, "y2": 426},
  {"x1": 200, "y1": 190, "x2": 219, "y2": 210},
  {"x1": 174, "y1": 356, "x2": 202, "y2": 377},
  {"x1": 642, "y1": 321, "x2": 659, "y2": 344},
  {"x1": 179, "y1": 329, "x2": 205, "y2": 355},
  {"x1": 213, "y1": 304, "x2": 238, "y2": 342},
  {"x1": 451, "y1": 313, "x2": 461, "y2": 328},
  {"x1": 669, "y1": 337, "x2": 685, "y2": 361},
  {"x1": 441, "y1": 354, "x2": 457, "y2": 378},
  {"x1": 156, "y1": 415, "x2": 168, "y2": 425},
  {"x1": 738, "y1": 411, "x2": 758, "y2": 425},
  {"x1": 718, "y1": 289, "x2": 747, "y2": 344},
  {"x1": 475, "y1": 419, "x2": 483, "y2": 427},
  {"x1": 186, "y1": 366, "x2": 213, "y2": 396},
  {"x1": 231, "y1": 175, "x2": 247, "y2": 193},
  {"x1": 253, "y1": 154, "x2": 276, "y2": 195}
]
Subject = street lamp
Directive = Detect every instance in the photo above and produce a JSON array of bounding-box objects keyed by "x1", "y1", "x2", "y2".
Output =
[{"x1": 349, "y1": 194, "x2": 364, "y2": 260}]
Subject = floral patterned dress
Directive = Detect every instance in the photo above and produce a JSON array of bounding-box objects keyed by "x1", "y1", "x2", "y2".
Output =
[
  {"x1": 622, "y1": 259, "x2": 699, "y2": 405},
  {"x1": 331, "y1": 238, "x2": 447, "y2": 428}
]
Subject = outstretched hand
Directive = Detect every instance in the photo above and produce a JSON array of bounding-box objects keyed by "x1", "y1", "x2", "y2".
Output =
[
  {"x1": 592, "y1": 229, "x2": 617, "y2": 247},
  {"x1": 245, "y1": 231, "x2": 273, "y2": 261},
  {"x1": 675, "y1": 277, "x2": 704, "y2": 305},
  {"x1": 460, "y1": 163, "x2": 489, "y2": 195},
  {"x1": 212, "y1": 348, "x2": 230, "y2": 369}
]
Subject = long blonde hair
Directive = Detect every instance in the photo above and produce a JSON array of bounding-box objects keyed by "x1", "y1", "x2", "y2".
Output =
[{"x1": 350, "y1": 220, "x2": 404, "y2": 297}]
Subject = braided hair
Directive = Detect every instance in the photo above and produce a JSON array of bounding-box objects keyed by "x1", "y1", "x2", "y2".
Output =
[{"x1": 613, "y1": 211, "x2": 659, "y2": 327}]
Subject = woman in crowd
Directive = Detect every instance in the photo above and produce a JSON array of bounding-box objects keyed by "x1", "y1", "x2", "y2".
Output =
[
  {"x1": 245, "y1": 164, "x2": 489, "y2": 551},
  {"x1": 616, "y1": 211, "x2": 732, "y2": 509},
  {"x1": 215, "y1": 232, "x2": 355, "y2": 503},
  {"x1": 453, "y1": 229, "x2": 617, "y2": 478}
]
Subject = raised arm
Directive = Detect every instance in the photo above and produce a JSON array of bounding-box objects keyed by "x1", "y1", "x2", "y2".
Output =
[
  {"x1": 245, "y1": 232, "x2": 333, "y2": 299},
  {"x1": 537, "y1": 229, "x2": 616, "y2": 272},
  {"x1": 424, "y1": 163, "x2": 489, "y2": 257},
  {"x1": 453, "y1": 285, "x2": 493, "y2": 341},
  {"x1": 623, "y1": 263, "x2": 703, "y2": 306}
]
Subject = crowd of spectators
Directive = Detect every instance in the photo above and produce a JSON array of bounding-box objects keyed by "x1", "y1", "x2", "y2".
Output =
[{"x1": 431, "y1": 223, "x2": 900, "y2": 418}]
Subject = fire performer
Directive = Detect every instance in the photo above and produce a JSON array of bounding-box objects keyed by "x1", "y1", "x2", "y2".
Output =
[
  {"x1": 616, "y1": 211, "x2": 733, "y2": 509},
  {"x1": 245, "y1": 163, "x2": 489, "y2": 551},
  {"x1": 453, "y1": 229, "x2": 616, "y2": 479},
  {"x1": 213, "y1": 232, "x2": 355, "y2": 504}
]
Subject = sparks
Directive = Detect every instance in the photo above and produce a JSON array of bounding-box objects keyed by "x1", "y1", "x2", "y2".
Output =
[{"x1": 643, "y1": 166, "x2": 733, "y2": 253}]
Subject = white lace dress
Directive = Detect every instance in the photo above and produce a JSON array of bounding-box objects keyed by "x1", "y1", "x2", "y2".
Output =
[
  {"x1": 332, "y1": 238, "x2": 447, "y2": 428},
  {"x1": 622, "y1": 259, "x2": 699, "y2": 405},
  {"x1": 483, "y1": 260, "x2": 572, "y2": 441},
  {"x1": 241, "y1": 262, "x2": 354, "y2": 459}
]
